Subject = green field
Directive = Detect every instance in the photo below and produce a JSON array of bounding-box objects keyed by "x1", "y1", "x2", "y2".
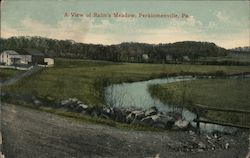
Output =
[
  {"x1": 2, "y1": 58, "x2": 250, "y2": 107},
  {"x1": 0, "y1": 69, "x2": 20, "y2": 80},
  {"x1": 148, "y1": 79, "x2": 250, "y2": 126},
  {"x1": 200, "y1": 54, "x2": 250, "y2": 62}
]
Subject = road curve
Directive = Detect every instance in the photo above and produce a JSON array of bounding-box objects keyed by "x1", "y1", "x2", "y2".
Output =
[
  {"x1": 1, "y1": 104, "x2": 248, "y2": 158},
  {"x1": 0, "y1": 66, "x2": 43, "y2": 87}
]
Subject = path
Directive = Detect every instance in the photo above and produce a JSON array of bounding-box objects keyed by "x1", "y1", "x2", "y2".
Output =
[
  {"x1": 0, "y1": 66, "x2": 43, "y2": 87},
  {"x1": 1, "y1": 104, "x2": 249, "y2": 158}
]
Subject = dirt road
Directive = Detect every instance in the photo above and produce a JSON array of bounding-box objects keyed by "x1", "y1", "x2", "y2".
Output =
[
  {"x1": 1, "y1": 104, "x2": 248, "y2": 158},
  {"x1": 0, "y1": 66, "x2": 42, "y2": 87}
]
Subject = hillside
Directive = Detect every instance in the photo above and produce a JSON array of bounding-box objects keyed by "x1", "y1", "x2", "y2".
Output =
[
  {"x1": 0, "y1": 36, "x2": 228, "y2": 63},
  {"x1": 229, "y1": 46, "x2": 250, "y2": 53}
]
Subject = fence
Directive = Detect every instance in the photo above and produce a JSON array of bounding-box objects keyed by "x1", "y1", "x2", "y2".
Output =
[{"x1": 193, "y1": 104, "x2": 250, "y2": 130}]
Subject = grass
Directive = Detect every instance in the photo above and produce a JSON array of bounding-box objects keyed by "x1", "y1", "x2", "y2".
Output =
[
  {"x1": 148, "y1": 79, "x2": 250, "y2": 126},
  {"x1": 2, "y1": 58, "x2": 250, "y2": 107},
  {"x1": 201, "y1": 56, "x2": 250, "y2": 62},
  {"x1": 0, "y1": 68, "x2": 20, "y2": 80},
  {"x1": 198, "y1": 53, "x2": 250, "y2": 63}
]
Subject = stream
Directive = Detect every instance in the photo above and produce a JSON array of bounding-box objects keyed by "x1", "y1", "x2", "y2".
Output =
[{"x1": 105, "y1": 76, "x2": 238, "y2": 133}]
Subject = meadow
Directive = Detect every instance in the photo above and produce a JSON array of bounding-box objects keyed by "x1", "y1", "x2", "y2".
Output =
[
  {"x1": 148, "y1": 79, "x2": 250, "y2": 126},
  {"x1": 2, "y1": 58, "x2": 250, "y2": 107}
]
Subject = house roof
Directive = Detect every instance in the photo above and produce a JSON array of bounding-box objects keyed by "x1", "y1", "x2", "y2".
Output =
[
  {"x1": 1, "y1": 49, "x2": 46, "y2": 58},
  {"x1": 23, "y1": 48, "x2": 44, "y2": 56},
  {"x1": 12, "y1": 48, "x2": 44, "y2": 56},
  {"x1": 14, "y1": 49, "x2": 30, "y2": 55},
  {"x1": 1, "y1": 50, "x2": 20, "y2": 55}
]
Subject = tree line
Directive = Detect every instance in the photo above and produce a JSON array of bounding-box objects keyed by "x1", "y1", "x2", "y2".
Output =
[{"x1": 0, "y1": 36, "x2": 229, "y2": 63}]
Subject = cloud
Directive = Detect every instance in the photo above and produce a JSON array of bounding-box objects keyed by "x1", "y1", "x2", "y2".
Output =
[
  {"x1": 2, "y1": 15, "x2": 248, "y2": 48},
  {"x1": 134, "y1": 16, "x2": 204, "y2": 44},
  {"x1": 208, "y1": 21, "x2": 217, "y2": 29},
  {"x1": 2, "y1": 17, "x2": 91, "y2": 42},
  {"x1": 212, "y1": 30, "x2": 249, "y2": 49},
  {"x1": 90, "y1": 19, "x2": 112, "y2": 30},
  {"x1": 86, "y1": 16, "x2": 205, "y2": 44},
  {"x1": 135, "y1": 26, "x2": 204, "y2": 44},
  {"x1": 216, "y1": 11, "x2": 230, "y2": 22},
  {"x1": 128, "y1": 25, "x2": 249, "y2": 48}
]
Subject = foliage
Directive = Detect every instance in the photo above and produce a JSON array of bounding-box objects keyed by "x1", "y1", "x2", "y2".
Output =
[{"x1": 0, "y1": 36, "x2": 229, "y2": 63}]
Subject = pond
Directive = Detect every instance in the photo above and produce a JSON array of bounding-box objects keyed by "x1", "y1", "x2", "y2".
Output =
[{"x1": 105, "y1": 76, "x2": 238, "y2": 133}]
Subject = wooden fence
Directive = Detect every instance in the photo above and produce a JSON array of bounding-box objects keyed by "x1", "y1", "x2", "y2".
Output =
[{"x1": 193, "y1": 104, "x2": 250, "y2": 130}]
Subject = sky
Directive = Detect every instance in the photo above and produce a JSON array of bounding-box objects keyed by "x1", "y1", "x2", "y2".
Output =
[{"x1": 1, "y1": 0, "x2": 249, "y2": 49}]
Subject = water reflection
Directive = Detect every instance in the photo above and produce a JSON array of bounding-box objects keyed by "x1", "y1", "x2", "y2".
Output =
[{"x1": 105, "y1": 76, "x2": 238, "y2": 133}]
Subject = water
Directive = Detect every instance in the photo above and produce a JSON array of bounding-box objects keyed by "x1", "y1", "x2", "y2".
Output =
[{"x1": 105, "y1": 76, "x2": 238, "y2": 133}]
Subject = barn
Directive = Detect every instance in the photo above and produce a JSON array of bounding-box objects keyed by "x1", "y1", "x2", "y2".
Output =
[{"x1": 21, "y1": 48, "x2": 45, "y2": 65}]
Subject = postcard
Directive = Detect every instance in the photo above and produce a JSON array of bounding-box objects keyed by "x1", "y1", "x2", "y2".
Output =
[{"x1": 0, "y1": 0, "x2": 249, "y2": 157}]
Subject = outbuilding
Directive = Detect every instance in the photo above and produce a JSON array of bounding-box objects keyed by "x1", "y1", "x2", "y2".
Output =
[{"x1": 44, "y1": 58, "x2": 54, "y2": 67}]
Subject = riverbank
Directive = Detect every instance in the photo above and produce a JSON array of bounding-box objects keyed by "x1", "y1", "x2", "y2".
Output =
[
  {"x1": 2, "y1": 76, "x2": 247, "y2": 134},
  {"x1": 148, "y1": 78, "x2": 250, "y2": 127},
  {"x1": 2, "y1": 103, "x2": 249, "y2": 158}
]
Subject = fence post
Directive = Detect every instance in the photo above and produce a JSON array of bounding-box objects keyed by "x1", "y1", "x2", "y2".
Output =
[
  {"x1": 195, "y1": 108, "x2": 200, "y2": 135},
  {"x1": 196, "y1": 113, "x2": 200, "y2": 129}
]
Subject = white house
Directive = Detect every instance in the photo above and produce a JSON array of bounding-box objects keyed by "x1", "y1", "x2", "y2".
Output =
[
  {"x1": 1, "y1": 49, "x2": 55, "y2": 69},
  {"x1": 0, "y1": 50, "x2": 32, "y2": 66},
  {"x1": 142, "y1": 54, "x2": 149, "y2": 60},
  {"x1": 0, "y1": 50, "x2": 25, "y2": 65}
]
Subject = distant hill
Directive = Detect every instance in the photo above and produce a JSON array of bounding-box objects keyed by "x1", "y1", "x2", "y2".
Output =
[
  {"x1": 229, "y1": 46, "x2": 250, "y2": 53},
  {"x1": 0, "y1": 36, "x2": 228, "y2": 63}
]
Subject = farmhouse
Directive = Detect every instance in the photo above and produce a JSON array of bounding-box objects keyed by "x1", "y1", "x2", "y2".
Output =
[
  {"x1": 0, "y1": 49, "x2": 54, "y2": 67},
  {"x1": 0, "y1": 50, "x2": 30, "y2": 66}
]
